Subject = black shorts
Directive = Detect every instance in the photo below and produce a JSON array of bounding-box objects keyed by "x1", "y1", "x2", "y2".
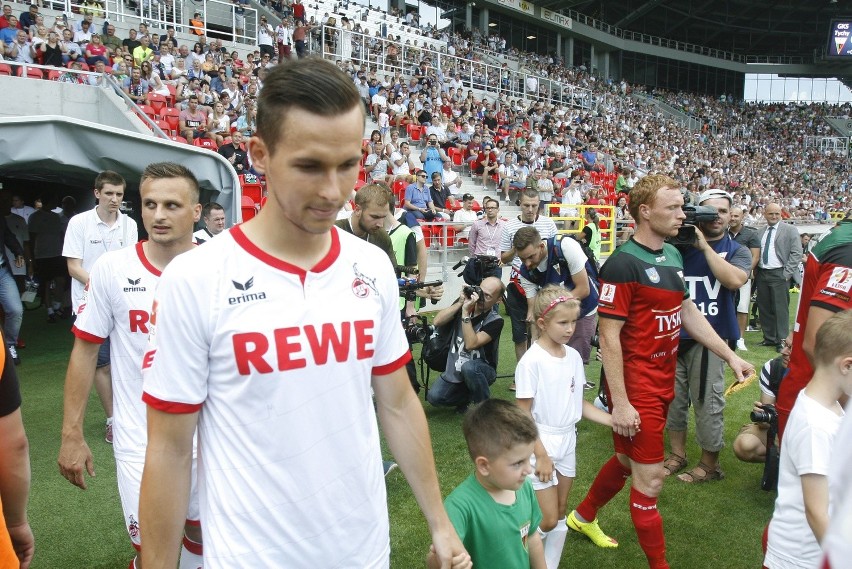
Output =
[{"x1": 34, "y1": 257, "x2": 67, "y2": 282}]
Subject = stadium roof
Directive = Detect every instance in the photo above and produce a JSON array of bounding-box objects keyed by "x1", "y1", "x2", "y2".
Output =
[{"x1": 540, "y1": 0, "x2": 847, "y2": 63}]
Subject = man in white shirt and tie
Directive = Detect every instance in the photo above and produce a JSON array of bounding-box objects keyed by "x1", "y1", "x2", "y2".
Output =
[{"x1": 755, "y1": 203, "x2": 802, "y2": 350}]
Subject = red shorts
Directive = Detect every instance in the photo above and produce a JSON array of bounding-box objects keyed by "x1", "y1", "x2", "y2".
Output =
[{"x1": 611, "y1": 396, "x2": 670, "y2": 464}]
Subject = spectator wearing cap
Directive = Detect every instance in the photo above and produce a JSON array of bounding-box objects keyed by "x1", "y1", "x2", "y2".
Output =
[
  {"x1": 452, "y1": 193, "x2": 478, "y2": 241},
  {"x1": 664, "y1": 188, "x2": 751, "y2": 483}
]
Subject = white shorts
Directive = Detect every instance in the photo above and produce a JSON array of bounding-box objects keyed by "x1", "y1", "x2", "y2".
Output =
[
  {"x1": 737, "y1": 279, "x2": 752, "y2": 314},
  {"x1": 527, "y1": 426, "x2": 577, "y2": 490},
  {"x1": 116, "y1": 458, "x2": 200, "y2": 551}
]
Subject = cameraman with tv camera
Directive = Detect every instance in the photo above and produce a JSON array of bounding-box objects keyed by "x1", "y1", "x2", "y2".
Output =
[
  {"x1": 425, "y1": 277, "x2": 505, "y2": 414},
  {"x1": 664, "y1": 188, "x2": 752, "y2": 483},
  {"x1": 731, "y1": 334, "x2": 789, "y2": 491}
]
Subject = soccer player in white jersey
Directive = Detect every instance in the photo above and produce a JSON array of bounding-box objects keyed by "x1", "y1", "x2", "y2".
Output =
[
  {"x1": 139, "y1": 58, "x2": 471, "y2": 569},
  {"x1": 58, "y1": 163, "x2": 204, "y2": 569}
]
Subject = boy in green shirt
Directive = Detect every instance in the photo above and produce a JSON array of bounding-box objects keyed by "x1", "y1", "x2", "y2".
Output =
[{"x1": 429, "y1": 399, "x2": 546, "y2": 568}]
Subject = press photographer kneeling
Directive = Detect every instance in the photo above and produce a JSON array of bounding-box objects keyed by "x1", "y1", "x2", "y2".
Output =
[
  {"x1": 425, "y1": 277, "x2": 505, "y2": 413},
  {"x1": 732, "y1": 335, "x2": 789, "y2": 491}
]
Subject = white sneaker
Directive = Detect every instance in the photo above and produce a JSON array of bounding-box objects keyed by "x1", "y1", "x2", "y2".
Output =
[{"x1": 736, "y1": 338, "x2": 748, "y2": 351}]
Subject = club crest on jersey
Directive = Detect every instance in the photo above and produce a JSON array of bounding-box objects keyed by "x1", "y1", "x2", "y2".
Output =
[
  {"x1": 128, "y1": 515, "x2": 139, "y2": 538},
  {"x1": 645, "y1": 267, "x2": 660, "y2": 283},
  {"x1": 229, "y1": 276, "x2": 267, "y2": 305},
  {"x1": 124, "y1": 277, "x2": 147, "y2": 292},
  {"x1": 351, "y1": 263, "x2": 378, "y2": 298},
  {"x1": 826, "y1": 266, "x2": 852, "y2": 293}
]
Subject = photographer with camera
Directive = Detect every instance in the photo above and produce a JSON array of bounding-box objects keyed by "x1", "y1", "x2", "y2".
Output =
[
  {"x1": 664, "y1": 189, "x2": 751, "y2": 483},
  {"x1": 732, "y1": 333, "x2": 789, "y2": 466},
  {"x1": 512, "y1": 226, "x2": 599, "y2": 370},
  {"x1": 425, "y1": 277, "x2": 505, "y2": 413},
  {"x1": 420, "y1": 135, "x2": 450, "y2": 183}
]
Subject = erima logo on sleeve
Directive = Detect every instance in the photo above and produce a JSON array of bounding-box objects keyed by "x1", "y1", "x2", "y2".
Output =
[
  {"x1": 229, "y1": 276, "x2": 267, "y2": 305},
  {"x1": 124, "y1": 277, "x2": 147, "y2": 292}
]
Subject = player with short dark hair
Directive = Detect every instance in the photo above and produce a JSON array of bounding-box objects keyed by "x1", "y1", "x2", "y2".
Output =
[
  {"x1": 58, "y1": 162, "x2": 204, "y2": 569},
  {"x1": 139, "y1": 59, "x2": 469, "y2": 569}
]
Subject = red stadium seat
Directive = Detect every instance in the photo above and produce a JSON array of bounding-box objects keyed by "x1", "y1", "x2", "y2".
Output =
[
  {"x1": 407, "y1": 123, "x2": 421, "y2": 143},
  {"x1": 168, "y1": 135, "x2": 188, "y2": 144},
  {"x1": 147, "y1": 93, "x2": 168, "y2": 117},
  {"x1": 241, "y1": 183, "x2": 263, "y2": 205},
  {"x1": 18, "y1": 67, "x2": 44, "y2": 79},
  {"x1": 447, "y1": 147, "x2": 463, "y2": 169},
  {"x1": 392, "y1": 179, "x2": 407, "y2": 205},
  {"x1": 137, "y1": 104, "x2": 157, "y2": 121},
  {"x1": 445, "y1": 196, "x2": 461, "y2": 212},
  {"x1": 162, "y1": 107, "x2": 180, "y2": 133},
  {"x1": 239, "y1": 174, "x2": 263, "y2": 205},
  {"x1": 241, "y1": 195, "x2": 258, "y2": 221},
  {"x1": 66, "y1": 61, "x2": 89, "y2": 71},
  {"x1": 165, "y1": 84, "x2": 176, "y2": 107},
  {"x1": 47, "y1": 69, "x2": 62, "y2": 81},
  {"x1": 0, "y1": 63, "x2": 13, "y2": 76},
  {"x1": 193, "y1": 138, "x2": 218, "y2": 150},
  {"x1": 154, "y1": 119, "x2": 172, "y2": 135},
  {"x1": 353, "y1": 179, "x2": 366, "y2": 191}
]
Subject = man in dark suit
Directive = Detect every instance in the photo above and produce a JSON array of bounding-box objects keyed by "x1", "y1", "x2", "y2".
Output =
[{"x1": 755, "y1": 203, "x2": 802, "y2": 350}]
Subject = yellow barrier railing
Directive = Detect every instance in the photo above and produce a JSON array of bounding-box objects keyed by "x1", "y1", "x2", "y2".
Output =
[{"x1": 545, "y1": 203, "x2": 617, "y2": 257}]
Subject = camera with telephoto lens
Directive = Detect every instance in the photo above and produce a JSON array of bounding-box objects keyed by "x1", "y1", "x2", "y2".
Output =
[
  {"x1": 404, "y1": 315, "x2": 430, "y2": 345},
  {"x1": 463, "y1": 285, "x2": 482, "y2": 299},
  {"x1": 668, "y1": 205, "x2": 719, "y2": 247},
  {"x1": 750, "y1": 403, "x2": 780, "y2": 492},
  {"x1": 750, "y1": 403, "x2": 777, "y2": 424},
  {"x1": 453, "y1": 255, "x2": 500, "y2": 286}
]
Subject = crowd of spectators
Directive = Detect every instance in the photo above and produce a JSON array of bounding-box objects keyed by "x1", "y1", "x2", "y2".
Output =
[
  {"x1": 325, "y1": 13, "x2": 851, "y2": 225},
  {"x1": 2, "y1": 0, "x2": 850, "y2": 223},
  {"x1": 0, "y1": 3, "x2": 280, "y2": 142}
]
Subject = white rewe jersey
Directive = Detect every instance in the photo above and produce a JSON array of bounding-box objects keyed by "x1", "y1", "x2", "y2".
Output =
[
  {"x1": 73, "y1": 242, "x2": 159, "y2": 462},
  {"x1": 142, "y1": 226, "x2": 410, "y2": 569}
]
